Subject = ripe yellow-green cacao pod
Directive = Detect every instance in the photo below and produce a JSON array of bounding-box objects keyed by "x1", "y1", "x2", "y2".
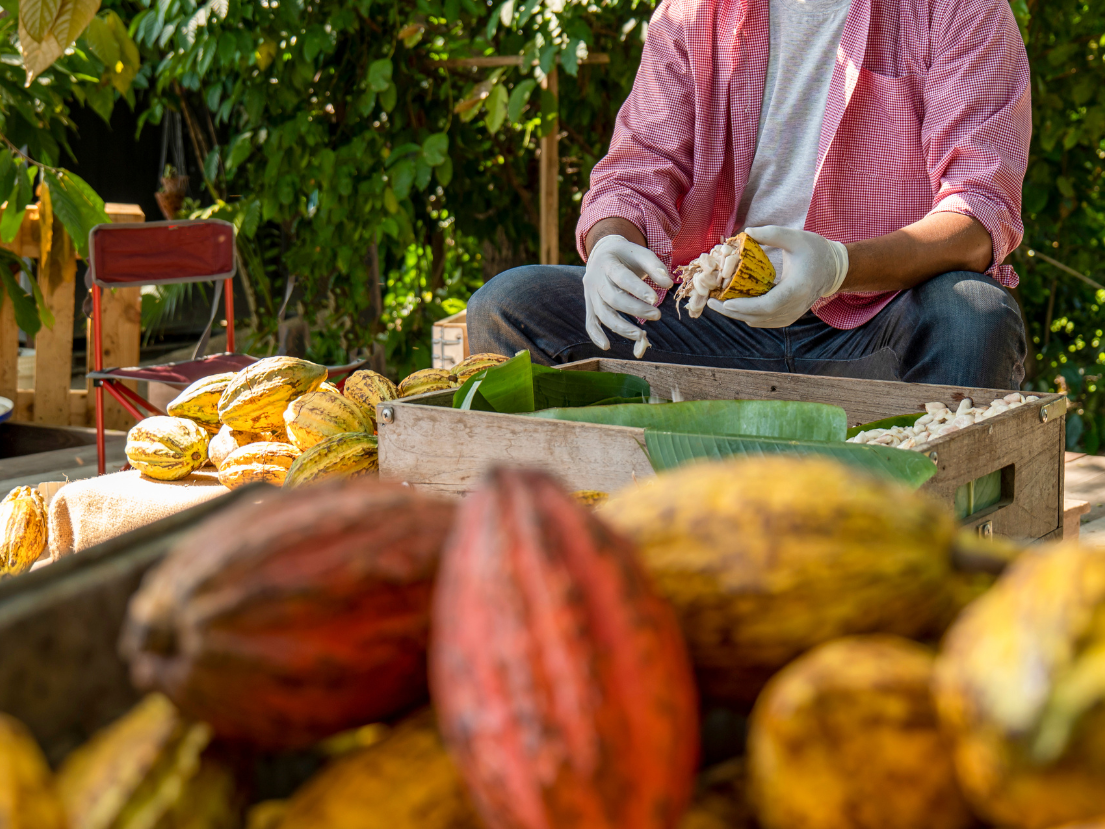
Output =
[
  {"x1": 679, "y1": 759, "x2": 755, "y2": 829},
  {"x1": 343, "y1": 371, "x2": 398, "y2": 428},
  {"x1": 0, "y1": 713, "x2": 67, "y2": 829},
  {"x1": 207, "y1": 424, "x2": 262, "y2": 471},
  {"x1": 278, "y1": 710, "x2": 481, "y2": 829},
  {"x1": 165, "y1": 372, "x2": 237, "y2": 434},
  {"x1": 218, "y1": 357, "x2": 327, "y2": 432},
  {"x1": 1, "y1": 486, "x2": 47, "y2": 578},
  {"x1": 397, "y1": 368, "x2": 456, "y2": 399},
  {"x1": 283, "y1": 433, "x2": 378, "y2": 489},
  {"x1": 218, "y1": 442, "x2": 301, "y2": 489},
  {"x1": 56, "y1": 693, "x2": 214, "y2": 829},
  {"x1": 451, "y1": 353, "x2": 509, "y2": 384},
  {"x1": 749, "y1": 635, "x2": 972, "y2": 829},
  {"x1": 601, "y1": 455, "x2": 964, "y2": 703},
  {"x1": 126, "y1": 416, "x2": 210, "y2": 481},
  {"x1": 933, "y1": 543, "x2": 1105, "y2": 829},
  {"x1": 284, "y1": 391, "x2": 373, "y2": 451},
  {"x1": 713, "y1": 233, "x2": 775, "y2": 300}
]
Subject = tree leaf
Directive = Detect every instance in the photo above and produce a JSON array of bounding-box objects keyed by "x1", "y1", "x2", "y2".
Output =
[
  {"x1": 204, "y1": 148, "x2": 220, "y2": 183},
  {"x1": 19, "y1": 20, "x2": 64, "y2": 84},
  {"x1": 42, "y1": 171, "x2": 109, "y2": 259},
  {"x1": 643, "y1": 431, "x2": 938, "y2": 489},
  {"x1": 28, "y1": 272, "x2": 55, "y2": 330},
  {"x1": 83, "y1": 14, "x2": 120, "y2": 68},
  {"x1": 0, "y1": 266, "x2": 42, "y2": 339},
  {"x1": 367, "y1": 58, "x2": 392, "y2": 92},
  {"x1": 422, "y1": 132, "x2": 449, "y2": 167},
  {"x1": 20, "y1": 0, "x2": 62, "y2": 43},
  {"x1": 484, "y1": 83, "x2": 508, "y2": 133},
  {"x1": 226, "y1": 131, "x2": 253, "y2": 170},
  {"x1": 48, "y1": 0, "x2": 101, "y2": 55},
  {"x1": 0, "y1": 167, "x2": 34, "y2": 245},
  {"x1": 846, "y1": 413, "x2": 923, "y2": 439},
  {"x1": 528, "y1": 399, "x2": 848, "y2": 442},
  {"x1": 507, "y1": 78, "x2": 536, "y2": 123},
  {"x1": 389, "y1": 158, "x2": 415, "y2": 201},
  {"x1": 435, "y1": 156, "x2": 453, "y2": 188},
  {"x1": 0, "y1": 153, "x2": 15, "y2": 208}
]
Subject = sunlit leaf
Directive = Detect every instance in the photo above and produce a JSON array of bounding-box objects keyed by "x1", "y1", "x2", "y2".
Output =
[{"x1": 20, "y1": 0, "x2": 62, "y2": 43}]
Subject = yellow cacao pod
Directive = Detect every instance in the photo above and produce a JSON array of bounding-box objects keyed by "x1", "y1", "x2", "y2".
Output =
[
  {"x1": 56, "y1": 694, "x2": 214, "y2": 829},
  {"x1": 218, "y1": 357, "x2": 327, "y2": 432},
  {"x1": 319, "y1": 381, "x2": 342, "y2": 394},
  {"x1": 1, "y1": 486, "x2": 47, "y2": 578},
  {"x1": 126, "y1": 417, "x2": 210, "y2": 481},
  {"x1": 343, "y1": 371, "x2": 398, "y2": 428},
  {"x1": 278, "y1": 710, "x2": 481, "y2": 829},
  {"x1": 218, "y1": 442, "x2": 301, "y2": 489},
  {"x1": 397, "y1": 368, "x2": 456, "y2": 399},
  {"x1": 284, "y1": 391, "x2": 373, "y2": 451},
  {"x1": 207, "y1": 425, "x2": 262, "y2": 470},
  {"x1": 714, "y1": 233, "x2": 776, "y2": 300},
  {"x1": 283, "y1": 432, "x2": 378, "y2": 489},
  {"x1": 0, "y1": 713, "x2": 67, "y2": 829},
  {"x1": 451, "y1": 353, "x2": 509, "y2": 384},
  {"x1": 165, "y1": 373, "x2": 237, "y2": 433}
]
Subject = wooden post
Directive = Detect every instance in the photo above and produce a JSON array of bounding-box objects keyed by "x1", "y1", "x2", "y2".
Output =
[
  {"x1": 0, "y1": 281, "x2": 17, "y2": 405},
  {"x1": 33, "y1": 223, "x2": 77, "y2": 426},
  {"x1": 539, "y1": 66, "x2": 560, "y2": 266}
]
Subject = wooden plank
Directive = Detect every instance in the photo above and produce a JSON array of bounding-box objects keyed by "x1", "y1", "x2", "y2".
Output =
[
  {"x1": 0, "y1": 289, "x2": 17, "y2": 404},
  {"x1": 14, "y1": 389, "x2": 33, "y2": 421},
  {"x1": 1065, "y1": 498, "x2": 1092, "y2": 538},
  {"x1": 539, "y1": 66, "x2": 559, "y2": 266},
  {"x1": 378, "y1": 404, "x2": 654, "y2": 495},
  {"x1": 104, "y1": 203, "x2": 146, "y2": 223},
  {"x1": 87, "y1": 287, "x2": 142, "y2": 431},
  {"x1": 32, "y1": 237, "x2": 77, "y2": 426},
  {"x1": 579, "y1": 359, "x2": 1051, "y2": 427},
  {"x1": 69, "y1": 388, "x2": 90, "y2": 427}
]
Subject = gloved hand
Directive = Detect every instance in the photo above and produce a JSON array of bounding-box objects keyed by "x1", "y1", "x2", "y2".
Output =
[
  {"x1": 583, "y1": 234, "x2": 673, "y2": 356},
  {"x1": 707, "y1": 225, "x2": 849, "y2": 328}
]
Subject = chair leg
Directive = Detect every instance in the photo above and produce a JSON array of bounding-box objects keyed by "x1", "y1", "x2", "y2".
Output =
[{"x1": 95, "y1": 383, "x2": 106, "y2": 476}]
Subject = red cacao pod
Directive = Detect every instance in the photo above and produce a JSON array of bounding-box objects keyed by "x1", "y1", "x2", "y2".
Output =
[
  {"x1": 120, "y1": 479, "x2": 455, "y2": 750},
  {"x1": 431, "y1": 468, "x2": 699, "y2": 829}
]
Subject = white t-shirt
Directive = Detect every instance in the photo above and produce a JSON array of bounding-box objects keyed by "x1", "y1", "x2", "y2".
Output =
[{"x1": 736, "y1": 0, "x2": 853, "y2": 274}]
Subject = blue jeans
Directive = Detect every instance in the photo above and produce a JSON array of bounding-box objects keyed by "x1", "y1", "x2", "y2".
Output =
[{"x1": 467, "y1": 266, "x2": 1027, "y2": 388}]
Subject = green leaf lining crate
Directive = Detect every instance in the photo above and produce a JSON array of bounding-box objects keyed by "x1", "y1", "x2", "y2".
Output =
[{"x1": 376, "y1": 359, "x2": 1069, "y2": 542}]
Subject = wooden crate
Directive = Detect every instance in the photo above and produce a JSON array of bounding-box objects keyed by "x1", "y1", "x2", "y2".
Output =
[
  {"x1": 431, "y1": 309, "x2": 468, "y2": 371},
  {"x1": 377, "y1": 359, "x2": 1068, "y2": 542}
]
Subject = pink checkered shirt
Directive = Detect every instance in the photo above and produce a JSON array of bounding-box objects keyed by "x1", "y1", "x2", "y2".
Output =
[{"x1": 576, "y1": 0, "x2": 1031, "y2": 329}]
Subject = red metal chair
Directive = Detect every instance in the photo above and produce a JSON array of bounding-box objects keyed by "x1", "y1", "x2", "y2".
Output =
[{"x1": 87, "y1": 219, "x2": 253, "y2": 474}]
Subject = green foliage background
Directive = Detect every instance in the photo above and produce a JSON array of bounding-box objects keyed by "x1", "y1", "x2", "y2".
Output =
[{"x1": 3, "y1": 0, "x2": 1105, "y2": 451}]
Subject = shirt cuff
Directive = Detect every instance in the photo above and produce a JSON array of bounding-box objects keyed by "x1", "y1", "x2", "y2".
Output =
[
  {"x1": 929, "y1": 191, "x2": 1019, "y2": 282},
  {"x1": 576, "y1": 196, "x2": 676, "y2": 271}
]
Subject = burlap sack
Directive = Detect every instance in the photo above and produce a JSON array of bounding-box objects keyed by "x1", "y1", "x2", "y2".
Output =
[{"x1": 49, "y1": 469, "x2": 230, "y2": 559}]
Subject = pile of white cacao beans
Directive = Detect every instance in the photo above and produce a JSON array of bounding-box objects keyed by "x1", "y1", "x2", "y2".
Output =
[{"x1": 847, "y1": 393, "x2": 1040, "y2": 451}]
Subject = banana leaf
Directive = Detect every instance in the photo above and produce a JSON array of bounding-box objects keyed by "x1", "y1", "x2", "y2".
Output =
[
  {"x1": 453, "y1": 350, "x2": 651, "y2": 413},
  {"x1": 527, "y1": 399, "x2": 848, "y2": 442},
  {"x1": 643, "y1": 430, "x2": 938, "y2": 488},
  {"x1": 846, "y1": 413, "x2": 924, "y2": 439}
]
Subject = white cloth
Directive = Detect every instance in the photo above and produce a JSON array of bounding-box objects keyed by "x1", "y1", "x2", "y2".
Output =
[{"x1": 736, "y1": 0, "x2": 853, "y2": 275}]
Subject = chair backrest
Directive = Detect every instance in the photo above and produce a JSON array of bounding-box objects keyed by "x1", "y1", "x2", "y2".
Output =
[{"x1": 88, "y1": 219, "x2": 236, "y2": 288}]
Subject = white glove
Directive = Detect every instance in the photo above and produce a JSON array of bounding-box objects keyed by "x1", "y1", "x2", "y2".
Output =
[
  {"x1": 583, "y1": 235, "x2": 673, "y2": 356},
  {"x1": 707, "y1": 225, "x2": 849, "y2": 328}
]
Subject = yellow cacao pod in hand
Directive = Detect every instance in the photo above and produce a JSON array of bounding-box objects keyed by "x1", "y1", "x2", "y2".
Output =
[
  {"x1": 218, "y1": 442, "x2": 301, "y2": 489},
  {"x1": 165, "y1": 373, "x2": 237, "y2": 433},
  {"x1": 283, "y1": 432, "x2": 378, "y2": 489},
  {"x1": 126, "y1": 417, "x2": 210, "y2": 481},
  {"x1": 397, "y1": 368, "x2": 456, "y2": 399},
  {"x1": 1, "y1": 486, "x2": 47, "y2": 578},
  {"x1": 284, "y1": 391, "x2": 373, "y2": 451},
  {"x1": 0, "y1": 713, "x2": 67, "y2": 829},
  {"x1": 218, "y1": 357, "x2": 327, "y2": 432}
]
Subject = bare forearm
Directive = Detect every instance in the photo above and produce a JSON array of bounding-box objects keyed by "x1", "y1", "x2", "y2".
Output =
[
  {"x1": 584, "y1": 217, "x2": 647, "y2": 256},
  {"x1": 842, "y1": 213, "x2": 993, "y2": 292}
]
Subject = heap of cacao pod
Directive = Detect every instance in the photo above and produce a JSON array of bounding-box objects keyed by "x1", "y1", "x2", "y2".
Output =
[
  {"x1": 1, "y1": 487, "x2": 48, "y2": 578},
  {"x1": 127, "y1": 354, "x2": 508, "y2": 490},
  {"x1": 431, "y1": 467, "x2": 700, "y2": 829},
  {"x1": 120, "y1": 478, "x2": 456, "y2": 749}
]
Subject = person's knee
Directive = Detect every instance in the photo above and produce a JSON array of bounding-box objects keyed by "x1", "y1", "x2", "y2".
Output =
[{"x1": 913, "y1": 271, "x2": 1023, "y2": 343}]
